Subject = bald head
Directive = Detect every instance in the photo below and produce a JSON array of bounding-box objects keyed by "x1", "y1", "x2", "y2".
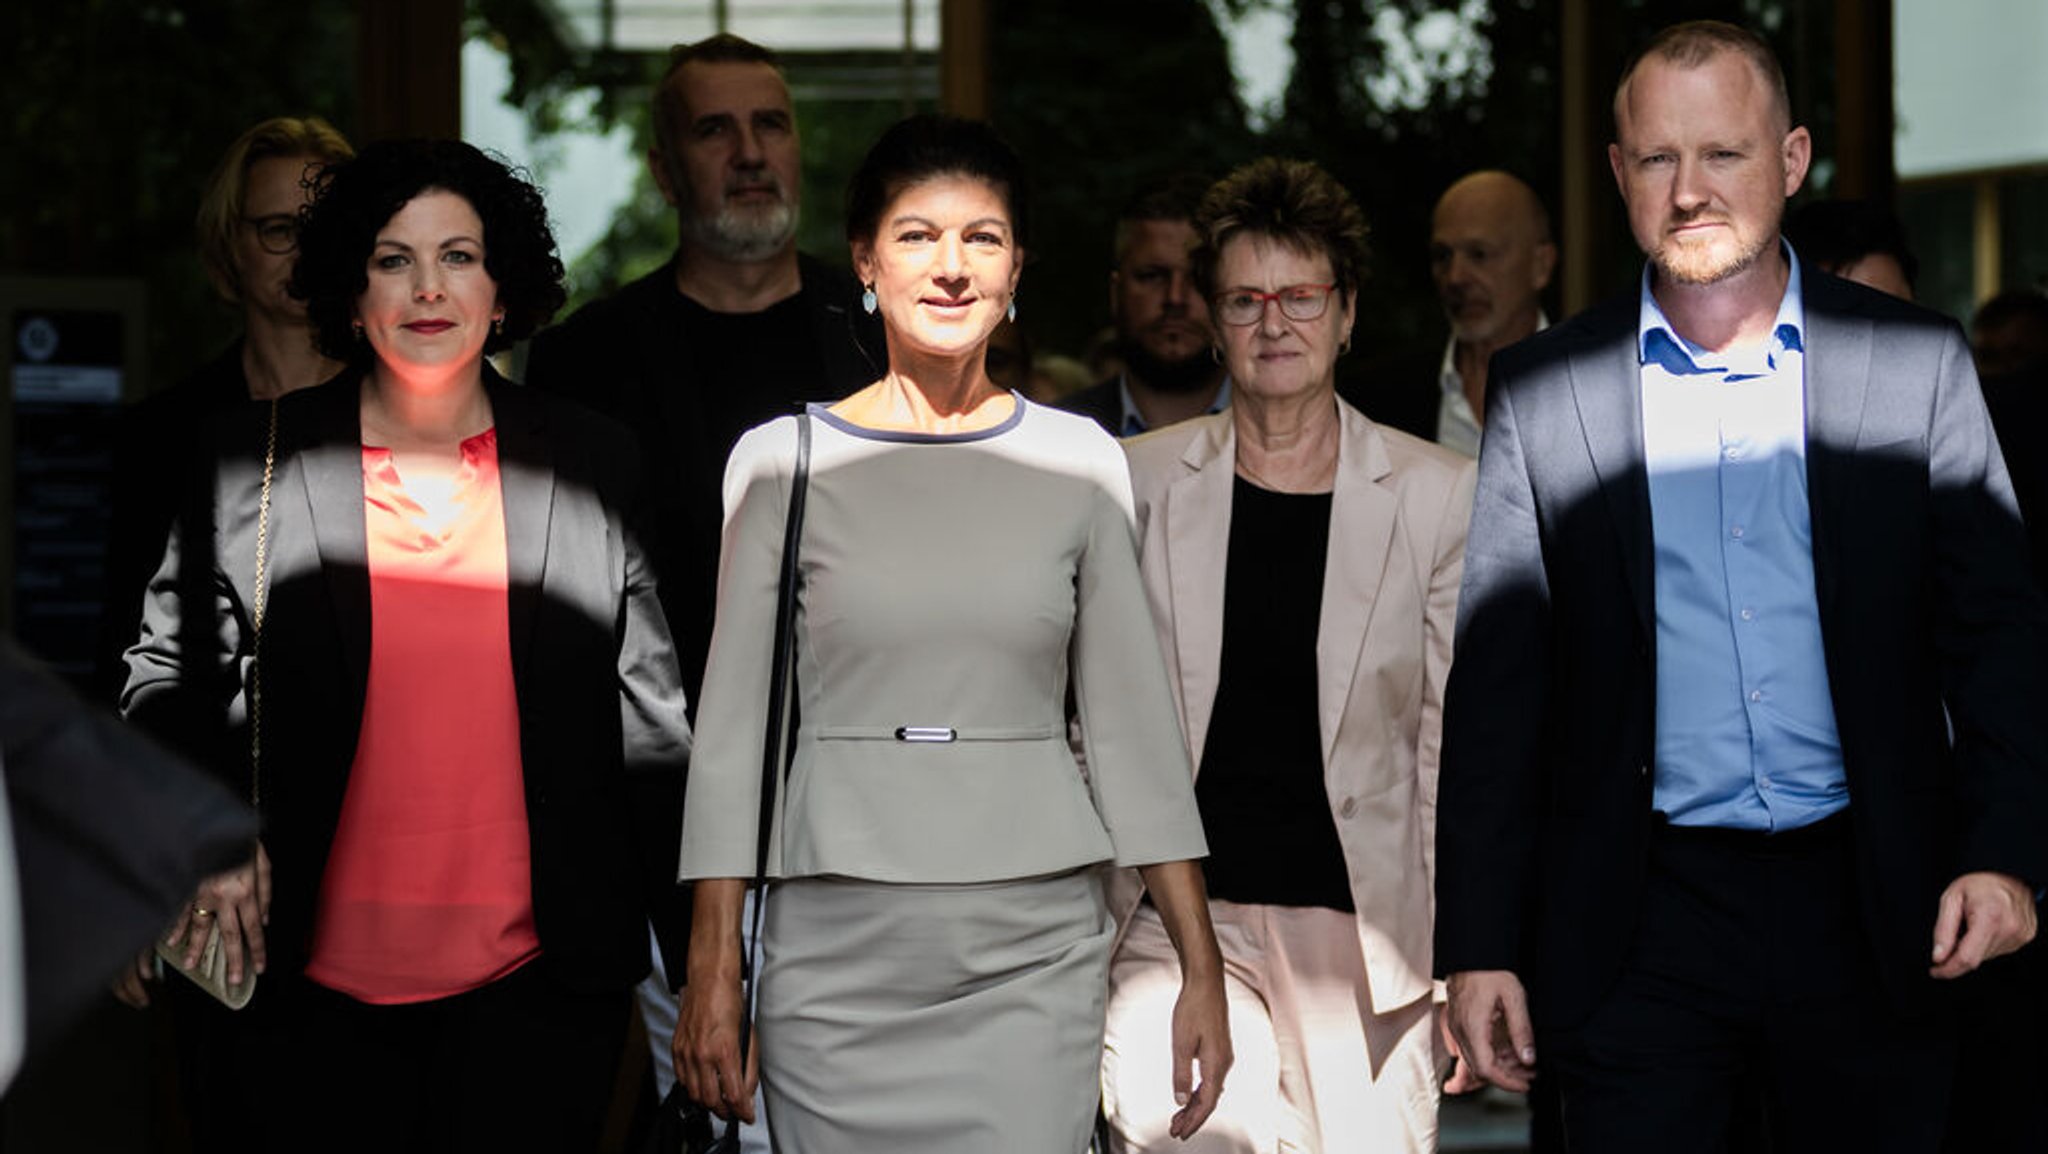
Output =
[{"x1": 1430, "y1": 170, "x2": 1557, "y2": 349}]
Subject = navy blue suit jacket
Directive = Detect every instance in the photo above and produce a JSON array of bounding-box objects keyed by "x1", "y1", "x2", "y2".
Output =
[{"x1": 1435, "y1": 262, "x2": 2048, "y2": 1028}]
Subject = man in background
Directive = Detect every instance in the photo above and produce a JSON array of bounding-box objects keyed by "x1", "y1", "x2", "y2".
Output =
[
  {"x1": 1061, "y1": 175, "x2": 1228, "y2": 436},
  {"x1": 1356, "y1": 170, "x2": 1555, "y2": 453}
]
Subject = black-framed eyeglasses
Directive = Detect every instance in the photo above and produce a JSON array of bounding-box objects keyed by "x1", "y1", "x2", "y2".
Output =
[
  {"x1": 241, "y1": 214, "x2": 300, "y2": 255},
  {"x1": 1214, "y1": 283, "x2": 1338, "y2": 327}
]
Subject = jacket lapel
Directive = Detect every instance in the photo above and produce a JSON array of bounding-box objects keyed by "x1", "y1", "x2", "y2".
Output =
[
  {"x1": 1166, "y1": 418, "x2": 1234, "y2": 771},
  {"x1": 294, "y1": 379, "x2": 372, "y2": 712},
  {"x1": 1571, "y1": 301, "x2": 1656, "y2": 642},
  {"x1": 486, "y1": 378, "x2": 555, "y2": 689},
  {"x1": 1799, "y1": 275, "x2": 1873, "y2": 614},
  {"x1": 1318, "y1": 403, "x2": 1397, "y2": 766}
]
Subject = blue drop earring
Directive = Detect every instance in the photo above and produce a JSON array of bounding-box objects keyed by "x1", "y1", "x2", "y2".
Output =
[
  {"x1": 861, "y1": 285, "x2": 877, "y2": 315},
  {"x1": 1006, "y1": 296, "x2": 1018, "y2": 323}
]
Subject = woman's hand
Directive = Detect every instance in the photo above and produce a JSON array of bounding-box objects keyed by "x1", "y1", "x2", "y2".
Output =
[
  {"x1": 1136, "y1": 858, "x2": 1234, "y2": 1139},
  {"x1": 1440, "y1": 1006, "x2": 1486, "y2": 1095},
  {"x1": 163, "y1": 842, "x2": 271, "y2": 986},
  {"x1": 675, "y1": 877, "x2": 755, "y2": 1121},
  {"x1": 674, "y1": 979, "x2": 758, "y2": 1123},
  {"x1": 111, "y1": 948, "x2": 157, "y2": 1008},
  {"x1": 1166, "y1": 964, "x2": 1232, "y2": 1139}
]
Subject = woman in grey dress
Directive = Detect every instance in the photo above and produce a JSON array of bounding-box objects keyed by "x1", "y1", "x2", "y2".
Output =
[{"x1": 675, "y1": 115, "x2": 1232, "y2": 1152}]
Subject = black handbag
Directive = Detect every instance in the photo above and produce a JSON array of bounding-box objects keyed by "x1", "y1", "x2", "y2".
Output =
[{"x1": 651, "y1": 413, "x2": 810, "y2": 1154}]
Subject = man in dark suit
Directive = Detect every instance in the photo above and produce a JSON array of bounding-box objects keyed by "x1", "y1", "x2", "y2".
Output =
[
  {"x1": 1060, "y1": 176, "x2": 1228, "y2": 436},
  {"x1": 1436, "y1": 21, "x2": 2048, "y2": 1153}
]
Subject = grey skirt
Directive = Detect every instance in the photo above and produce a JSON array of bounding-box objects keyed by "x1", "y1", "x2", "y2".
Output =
[{"x1": 757, "y1": 868, "x2": 1114, "y2": 1153}]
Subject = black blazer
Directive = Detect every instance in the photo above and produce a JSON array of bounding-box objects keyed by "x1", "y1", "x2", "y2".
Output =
[
  {"x1": 1434, "y1": 264, "x2": 2048, "y2": 1029},
  {"x1": 121, "y1": 372, "x2": 692, "y2": 992}
]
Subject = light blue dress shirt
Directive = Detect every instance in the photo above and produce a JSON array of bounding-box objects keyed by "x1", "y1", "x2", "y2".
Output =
[
  {"x1": 1117, "y1": 376, "x2": 1232, "y2": 437},
  {"x1": 1639, "y1": 252, "x2": 1848, "y2": 831}
]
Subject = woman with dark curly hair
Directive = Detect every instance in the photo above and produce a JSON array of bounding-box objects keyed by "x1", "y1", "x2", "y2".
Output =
[
  {"x1": 121, "y1": 139, "x2": 691, "y2": 1152},
  {"x1": 1101, "y1": 158, "x2": 1476, "y2": 1152}
]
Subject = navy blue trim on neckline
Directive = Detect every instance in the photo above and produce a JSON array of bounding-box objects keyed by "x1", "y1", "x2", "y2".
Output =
[{"x1": 806, "y1": 395, "x2": 1026, "y2": 444}]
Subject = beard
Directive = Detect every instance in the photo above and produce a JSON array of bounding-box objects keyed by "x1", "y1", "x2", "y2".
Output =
[
  {"x1": 1119, "y1": 333, "x2": 1217, "y2": 395},
  {"x1": 1443, "y1": 292, "x2": 1501, "y2": 346},
  {"x1": 679, "y1": 170, "x2": 799, "y2": 262},
  {"x1": 1650, "y1": 210, "x2": 1776, "y2": 287},
  {"x1": 683, "y1": 200, "x2": 798, "y2": 262}
]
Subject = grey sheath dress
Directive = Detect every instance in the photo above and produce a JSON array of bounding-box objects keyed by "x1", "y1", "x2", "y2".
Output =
[{"x1": 679, "y1": 397, "x2": 1207, "y2": 1153}]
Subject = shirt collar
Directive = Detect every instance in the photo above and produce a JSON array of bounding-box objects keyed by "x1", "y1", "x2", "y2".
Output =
[
  {"x1": 1637, "y1": 241, "x2": 1806, "y2": 378},
  {"x1": 1439, "y1": 311, "x2": 1551, "y2": 396},
  {"x1": 1118, "y1": 374, "x2": 1232, "y2": 437}
]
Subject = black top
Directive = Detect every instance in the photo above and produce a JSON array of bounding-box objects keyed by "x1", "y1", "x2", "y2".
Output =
[
  {"x1": 1982, "y1": 365, "x2": 2048, "y2": 587},
  {"x1": 524, "y1": 253, "x2": 882, "y2": 717},
  {"x1": 1194, "y1": 477, "x2": 1353, "y2": 912}
]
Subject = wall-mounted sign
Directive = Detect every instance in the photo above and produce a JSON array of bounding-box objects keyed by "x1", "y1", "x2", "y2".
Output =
[
  {"x1": 12, "y1": 311, "x2": 124, "y2": 405},
  {"x1": 0, "y1": 279, "x2": 148, "y2": 685}
]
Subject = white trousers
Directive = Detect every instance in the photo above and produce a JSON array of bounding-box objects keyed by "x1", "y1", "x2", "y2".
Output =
[{"x1": 1102, "y1": 900, "x2": 1439, "y2": 1154}]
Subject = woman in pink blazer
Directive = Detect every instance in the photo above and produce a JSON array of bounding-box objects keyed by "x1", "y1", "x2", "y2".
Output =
[{"x1": 1101, "y1": 157, "x2": 1477, "y2": 1153}]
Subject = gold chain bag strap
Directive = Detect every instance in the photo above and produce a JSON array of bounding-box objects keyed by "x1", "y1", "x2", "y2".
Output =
[{"x1": 154, "y1": 398, "x2": 276, "y2": 1010}]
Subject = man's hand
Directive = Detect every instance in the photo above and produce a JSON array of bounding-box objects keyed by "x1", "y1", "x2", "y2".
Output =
[
  {"x1": 1439, "y1": 1007, "x2": 1487, "y2": 1095},
  {"x1": 1931, "y1": 870, "x2": 2038, "y2": 979},
  {"x1": 1446, "y1": 969, "x2": 1537, "y2": 1092}
]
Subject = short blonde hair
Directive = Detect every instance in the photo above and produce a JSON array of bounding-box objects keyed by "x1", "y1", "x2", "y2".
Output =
[
  {"x1": 195, "y1": 116, "x2": 353, "y2": 302},
  {"x1": 1615, "y1": 21, "x2": 1792, "y2": 134}
]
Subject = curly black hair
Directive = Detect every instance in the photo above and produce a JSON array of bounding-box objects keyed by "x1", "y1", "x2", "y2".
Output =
[{"x1": 290, "y1": 139, "x2": 565, "y2": 362}]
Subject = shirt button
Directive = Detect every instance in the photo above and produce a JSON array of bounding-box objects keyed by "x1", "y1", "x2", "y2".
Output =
[
  {"x1": 1338, "y1": 797, "x2": 1358, "y2": 819},
  {"x1": 1749, "y1": 689, "x2": 1763, "y2": 702},
  {"x1": 1740, "y1": 607, "x2": 1755, "y2": 621},
  {"x1": 1759, "y1": 779, "x2": 1772, "y2": 791},
  {"x1": 1725, "y1": 446, "x2": 1743, "y2": 460},
  {"x1": 1731, "y1": 525, "x2": 1746, "y2": 540}
]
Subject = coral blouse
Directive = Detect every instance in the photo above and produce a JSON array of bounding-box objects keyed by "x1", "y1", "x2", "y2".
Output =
[{"x1": 304, "y1": 429, "x2": 541, "y2": 1004}]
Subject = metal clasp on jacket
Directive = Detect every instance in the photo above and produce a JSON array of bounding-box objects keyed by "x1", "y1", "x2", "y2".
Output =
[{"x1": 894, "y1": 726, "x2": 957, "y2": 743}]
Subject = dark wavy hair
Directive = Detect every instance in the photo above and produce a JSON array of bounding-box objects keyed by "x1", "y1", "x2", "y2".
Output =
[
  {"x1": 844, "y1": 115, "x2": 1031, "y2": 253},
  {"x1": 1190, "y1": 157, "x2": 1370, "y2": 304},
  {"x1": 290, "y1": 139, "x2": 565, "y2": 361}
]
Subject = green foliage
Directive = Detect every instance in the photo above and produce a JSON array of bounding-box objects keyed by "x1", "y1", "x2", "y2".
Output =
[
  {"x1": 989, "y1": 0, "x2": 1258, "y2": 358},
  {"x1": 0, "y1": 0, "x2": 1838, "y2": 386},
  {"x1": 539, "y1": 63, "x2": 905, "y2": 319},
  {"x1": 1265, "y1": 0, "x2": 1563, "y2": 359}
]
